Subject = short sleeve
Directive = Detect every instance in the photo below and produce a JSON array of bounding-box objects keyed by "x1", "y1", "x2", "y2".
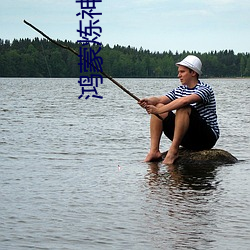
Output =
[
  {"x1": 166, "y1": 86, "x2": 183, "y2": 101},
  {"x1": 195, "y1": 86, "x2": 212, "y2": 104}
]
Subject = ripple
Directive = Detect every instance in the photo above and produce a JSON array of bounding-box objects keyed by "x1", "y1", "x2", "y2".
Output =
[{"x1": 0, "y1": 78, "x2": 250, "y2": 249}]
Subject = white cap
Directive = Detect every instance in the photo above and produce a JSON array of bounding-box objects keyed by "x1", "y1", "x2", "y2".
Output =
[{"x1": 176, "y1": 55, "x2": 202, "y2": 75}]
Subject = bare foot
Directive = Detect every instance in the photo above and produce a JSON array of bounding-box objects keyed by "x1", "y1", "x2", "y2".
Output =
[
  {"x1": 163, "y1": 150, "x2": 179, "y2": 165},
  {"x1": 144, "y1": 151, "x2": 162, "y2": 162}
]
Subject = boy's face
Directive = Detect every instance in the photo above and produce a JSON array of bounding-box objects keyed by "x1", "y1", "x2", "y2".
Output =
[{"x1": 177, "y1": 65, "x2": 197, "y2": 85}]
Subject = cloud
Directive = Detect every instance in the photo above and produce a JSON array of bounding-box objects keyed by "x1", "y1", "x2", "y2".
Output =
[
  {"x1": 206, "y1": 0, "x2": 238, "y2": 4},
  {"x1": 134, "y1": 0, "x2": 168, "y2": 4},
  {"x1": 199, "y1": 0, "x2": 250, "y2": 10}
]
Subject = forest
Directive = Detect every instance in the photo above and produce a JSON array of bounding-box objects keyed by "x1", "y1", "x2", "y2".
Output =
[{"x1": 0, "y1": 38, "x2": 250, "y2": 78}]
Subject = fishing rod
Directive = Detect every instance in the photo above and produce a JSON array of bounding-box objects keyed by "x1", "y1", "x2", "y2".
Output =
[{"x1": 23, "y1": 20, "x2": 163, "y2": 120}]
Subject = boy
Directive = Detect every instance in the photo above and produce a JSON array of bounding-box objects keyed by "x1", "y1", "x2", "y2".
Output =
[{"x1": 139, "y1": 55, "x2": 219, "y2": 164}]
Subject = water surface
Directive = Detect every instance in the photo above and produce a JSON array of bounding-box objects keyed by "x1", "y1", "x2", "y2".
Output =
[{"x1": 1, "y1": 78, "x2": 250, "y2": 249}]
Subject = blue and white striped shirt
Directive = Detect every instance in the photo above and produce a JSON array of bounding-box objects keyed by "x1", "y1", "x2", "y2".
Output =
[{"x1": 166, "y1": 80, "x2": 220, "y2": 139}]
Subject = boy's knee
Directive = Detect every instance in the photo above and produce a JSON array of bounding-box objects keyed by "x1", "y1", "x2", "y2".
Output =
[
  {"x1": 155, "y1": 103, "x2": 165, "y2": 108},
  {"x1": 176, "y1": 106, "x2": 192, "y2": 116}
]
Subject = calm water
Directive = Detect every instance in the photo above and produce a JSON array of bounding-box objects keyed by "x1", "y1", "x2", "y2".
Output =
[{"x1": 1, "y1": 78, "x2": 250, "y2": 250}]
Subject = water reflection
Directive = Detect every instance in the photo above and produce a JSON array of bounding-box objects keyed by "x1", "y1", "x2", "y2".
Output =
[
  {"x1": 144, "y1": 162, "x2": 221, "y2": 249},
  {"x1": 147, "y1": 162, "x2": 219, "y2": 191}
]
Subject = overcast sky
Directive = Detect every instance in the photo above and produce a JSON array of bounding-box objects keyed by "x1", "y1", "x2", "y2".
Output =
[{"x1": 1, "y1": 0, "x2": 249, "y2": 53}]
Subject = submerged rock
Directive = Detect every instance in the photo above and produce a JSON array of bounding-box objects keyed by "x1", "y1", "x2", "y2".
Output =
[{"x1": 161, "y1": 148, "x2": 238, "y2": 166}]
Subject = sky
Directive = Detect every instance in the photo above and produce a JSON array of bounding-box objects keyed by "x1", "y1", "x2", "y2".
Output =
[{"x1": 1, "y1": 0, "x2": 250, "y2": 53}]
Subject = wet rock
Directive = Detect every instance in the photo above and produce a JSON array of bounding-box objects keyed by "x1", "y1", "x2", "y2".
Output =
[{"x1": 162, "y1": 148, "x2": 238, "y2": 166}]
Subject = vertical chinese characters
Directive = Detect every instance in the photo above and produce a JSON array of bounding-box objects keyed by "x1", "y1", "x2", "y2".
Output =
[{"x1": 76, "y1": 0, "x2": 103, "y2": 99}]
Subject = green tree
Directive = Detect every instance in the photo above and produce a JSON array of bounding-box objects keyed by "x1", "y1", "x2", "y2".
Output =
[{"x1": 244, "y1": 56, "x2": 250, "y2": 76}]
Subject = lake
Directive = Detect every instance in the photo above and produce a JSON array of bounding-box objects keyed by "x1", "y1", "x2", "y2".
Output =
[{"x1": 1, "y1": 78, "x2": 250, "y2": 250}]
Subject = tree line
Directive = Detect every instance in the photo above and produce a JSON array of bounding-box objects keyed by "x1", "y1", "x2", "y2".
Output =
[{"x1": 0, "y1": 38, "x2": 250, "y2": 78}]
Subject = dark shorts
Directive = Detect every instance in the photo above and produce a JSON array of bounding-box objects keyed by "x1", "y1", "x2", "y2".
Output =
[{"x1": 163, "y1": 107, "x2": 217, "y2": 150}]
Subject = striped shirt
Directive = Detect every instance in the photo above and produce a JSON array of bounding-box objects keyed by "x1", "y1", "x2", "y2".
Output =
[{"x1": 166, "y1": 80, "x2": 220, "y2": 139}]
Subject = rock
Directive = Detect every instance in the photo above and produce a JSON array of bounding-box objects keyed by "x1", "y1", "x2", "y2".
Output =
[{"x1": 161, "y1": 148, "x2": 238, "y2": 166}]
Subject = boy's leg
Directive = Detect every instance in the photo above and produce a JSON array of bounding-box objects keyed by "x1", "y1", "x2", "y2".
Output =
[
  {"x1": 144, "y1": 104, "x2": 169, "y2": 162},
  {"x1": 180, "y1": 107, "x2": 217, "y2": 150},
  {"x1": 163, "y1": 106, "x2": 191, "y2": 164}
]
